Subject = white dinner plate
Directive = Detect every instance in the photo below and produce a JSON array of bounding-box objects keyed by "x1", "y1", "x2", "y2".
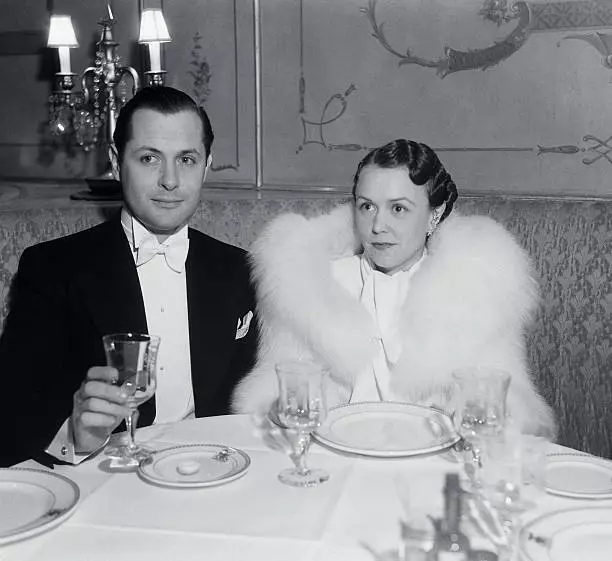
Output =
[
  {"x1": 544, "y1": 453, "x2": 612, "y2": 499},
  {"x1": 138, "y1": 444, "x2": 251, "y2": 488},
  {"x1": 0, "y1": 468, "x2": 80, "y2": 546},
  {"x1": 519, "y1": 507, "x2": 612, "y2": 561},
  {"x1": 312, "y1": 401, "x2": 461, "y2": 458}
]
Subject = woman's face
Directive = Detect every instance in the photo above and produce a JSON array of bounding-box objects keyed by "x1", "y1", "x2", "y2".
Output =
[{"x1": 354, "y1": 165, "x2": 435, "y2": 274}]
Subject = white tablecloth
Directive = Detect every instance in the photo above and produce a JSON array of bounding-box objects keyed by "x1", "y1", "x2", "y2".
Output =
[{"x1": 2, "y1": 415, "x2": 610, "y2": 561}]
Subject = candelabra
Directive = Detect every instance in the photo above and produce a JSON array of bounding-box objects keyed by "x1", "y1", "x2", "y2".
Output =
[{"x1": 47, "y1": 4, "x2": 171, "y2": 192}]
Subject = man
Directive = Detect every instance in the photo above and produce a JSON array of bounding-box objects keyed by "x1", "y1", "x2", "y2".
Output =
[{"x1": 0, "y1": 86, "x2": 258, "y2": 466}]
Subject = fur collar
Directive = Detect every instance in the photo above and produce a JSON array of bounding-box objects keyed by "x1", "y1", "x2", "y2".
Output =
[
  {"x1": 238, "y1": 203, "x2": 554, "y2": 435},
  {"x1": 250, "y1": 203, "x2": 538, "y2": 390}
]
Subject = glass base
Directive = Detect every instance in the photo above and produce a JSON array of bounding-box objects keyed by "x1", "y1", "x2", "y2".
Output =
[
  {"x1": 278, "y1": 467, "x2": 329, "y2": 487},
  {"x1": 104, "y1": 443, "x2": 153, "y2": 469}
]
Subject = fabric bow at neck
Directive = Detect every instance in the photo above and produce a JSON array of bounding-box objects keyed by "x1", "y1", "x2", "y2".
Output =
[{"x1": 136, "y1": 235, "x2": 189, "y2": 273}]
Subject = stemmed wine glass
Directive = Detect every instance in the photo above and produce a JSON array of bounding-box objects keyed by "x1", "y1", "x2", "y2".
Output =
[
  {"x1": 103, "y1": 333, "x2": 160, "y2": 468},
  {"x1": 274, "y1": 360, "x2": 328, "y2": 487}
]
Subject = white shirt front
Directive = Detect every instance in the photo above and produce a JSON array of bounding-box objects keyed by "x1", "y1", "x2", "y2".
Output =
[
  {"x1": 331, "y1": 252, "x2": 426, "y2": 402},
  {"x1": 122, "y1": 209, "x2": 194, "y2": 423}
]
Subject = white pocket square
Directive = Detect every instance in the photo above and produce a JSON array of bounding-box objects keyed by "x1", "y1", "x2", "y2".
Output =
[{"x1": 236, "y1": 310, "x2": 253, "y2": 340}]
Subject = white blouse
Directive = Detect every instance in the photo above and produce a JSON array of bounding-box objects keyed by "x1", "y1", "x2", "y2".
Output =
[{"x1": 330, "y1": 252, "x2": 426, "y2": 402}]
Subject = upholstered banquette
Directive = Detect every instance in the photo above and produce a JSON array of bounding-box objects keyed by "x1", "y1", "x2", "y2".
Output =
[{"x1": 1, "y1": 186, "x2": 610, "y2": 457}]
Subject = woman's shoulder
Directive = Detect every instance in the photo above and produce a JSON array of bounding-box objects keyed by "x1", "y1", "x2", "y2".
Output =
[
  {"x1": 424, "y1": 213, "x2": 537, "y2": 309},
  {"x1": 251, "y1": 203, "x2": 357, "y2": 263},
  {"x1": 433, "y1": 213, "x2": 529, "y2": 264},
  {"x1": 256, "y1": 203, "x2": 352, "y2": 238}
]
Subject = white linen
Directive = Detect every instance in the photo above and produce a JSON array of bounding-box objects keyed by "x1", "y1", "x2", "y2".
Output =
[
  {"x1": 331, "y1": 253, "x2": 425, "y2": 402},
  {"x1": 9, "y1": 416, "x2": 604, "y2": 561}
]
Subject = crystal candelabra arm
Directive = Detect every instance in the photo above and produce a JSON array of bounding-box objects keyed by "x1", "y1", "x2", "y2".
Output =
[
  {"x1": 143, "y1": 71, "x2": 166, "y2": 88},
  {"x1": 120, "y1": 66, "x2": 141, "y2": 94},
  {"x1": 81, "y1": 67, "x2": 97, "y2": 105},
  {"x1": 48, "y1": 72, "x2": 84, "y2": 140},
  {"x1": 101, "y1": 64, "x2": 140, "y2": 151},
  {"x1": 47, "y1": 5, "x2": 171, "y2": 195},
  {"x1": 54, "y1": 72, "x2": 78, "y2": 93}
]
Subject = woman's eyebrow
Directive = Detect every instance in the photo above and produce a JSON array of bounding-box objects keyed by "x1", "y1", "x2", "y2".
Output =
[{"x1": 389, "y1": 197, "x2": 416, "y2": 207}]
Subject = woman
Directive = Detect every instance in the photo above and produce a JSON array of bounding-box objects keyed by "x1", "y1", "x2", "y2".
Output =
[{"x1": 232, "y1": 139, "x2": 555, "y2": 436}]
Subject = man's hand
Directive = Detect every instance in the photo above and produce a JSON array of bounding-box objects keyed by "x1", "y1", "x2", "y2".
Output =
[{"x1": 71, "y1": 366, "x2": 132, "y2": 454}]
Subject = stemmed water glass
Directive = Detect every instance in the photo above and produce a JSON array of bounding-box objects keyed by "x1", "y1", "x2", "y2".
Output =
[
  {"x1": 103, "y1": 333, "x2": 160, "y2": 468},
  {"x1": 274, "y1": 360, "x2": 328, "y2": 487},
  {"x1": 468, "y1": 428, "x2": 547, "y2": 561},
  {"x1": 453, "y1": 369, "x2": 547, "y2": 561},
  {"x1": 452, "y1": 368, "x2": 511, "y2": 488}
]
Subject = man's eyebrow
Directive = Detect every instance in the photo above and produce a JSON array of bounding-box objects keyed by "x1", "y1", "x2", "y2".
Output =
[
  {"x1": 132, "y1": 146, "x2": 203, "y2": 156},
  {"x1": 133, "y1": 145, "x2": 162, "y2": 154},
  {"x1": 178, "y1": 148, "x2": 203, "y2": 156}
]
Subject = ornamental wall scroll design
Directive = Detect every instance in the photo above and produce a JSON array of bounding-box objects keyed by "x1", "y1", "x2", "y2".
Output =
[
  {"x1": 297, "y1": 0, "x2": 612, "y2": 166},
  {"x1": 184, "y1": 0, "x2": 240, "y2": 172},
  {"x1": 189, "y1": 32, "x2": 212, "y2": 107},
  {"x1": 364, "y1": 0, "x2": 612, "y2": 77},
  {"x1": 362, "y1": 0, "x2": 531, "y2": 77},
  {"x1": 297, "y1": 84, "x2": 375, "y2": 153}
]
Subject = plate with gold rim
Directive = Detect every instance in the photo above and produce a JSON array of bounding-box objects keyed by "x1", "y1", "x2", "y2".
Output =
[
  {"x1": 0, "y1": 468, "x2": 80, "y2": 545},
  {"x1": 544, "y1": 453, "x2": 612, "y2": 499},
  {"x1": 138, "y1": 444, "x2": 250, "y2": 488},
  {"x1": 312, "y1": 402, "x2": 460, "y2": 458},
  {"x1": 519, "y1": 507, "x2": 612, "y2": 561}
]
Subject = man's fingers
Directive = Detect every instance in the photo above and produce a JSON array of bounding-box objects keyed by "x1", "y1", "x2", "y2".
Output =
[
  {"x1": 81, "y1": 397, "x2": 131, "y2": 419},
  {"x1": 80, "y1": 380, "x2": 127, "y2": 404},
  {"x1": 79, "y1": 411, "x2": 120, "y2": 429},
  {"x1": 86, "y1": 366, "x2": 118, "y2": 383}
]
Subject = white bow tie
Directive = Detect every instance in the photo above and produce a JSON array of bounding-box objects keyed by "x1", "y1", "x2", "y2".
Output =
[{"x1": 136, "y1": 235, "x2": 189, "y2": 273}]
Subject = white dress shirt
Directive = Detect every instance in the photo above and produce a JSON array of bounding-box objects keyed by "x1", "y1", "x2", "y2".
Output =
[
  {"x1": 331, "y1": 252, "x2": 426, "y2": 402},
  {"x1": 46, "y1": 209, "x2": 194, "y2": 463},
  {"x1": 124, "y1": 209, "x2": 195, "y2": 423}
]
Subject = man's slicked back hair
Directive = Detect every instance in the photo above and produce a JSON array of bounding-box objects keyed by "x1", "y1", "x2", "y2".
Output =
[{"x1": 113, "y1": 86, "x2": 214, "y2": 163}]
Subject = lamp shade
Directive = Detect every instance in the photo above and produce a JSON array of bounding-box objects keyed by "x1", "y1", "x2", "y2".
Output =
[
  {"x1": 138, "y1": 9, "x2": 171, "y2": 43},
  {"x1": 47, "y1": 15, "x2": 79, "y2": 48}
]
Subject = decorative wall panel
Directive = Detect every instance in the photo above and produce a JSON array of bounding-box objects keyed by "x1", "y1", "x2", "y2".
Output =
[
  {"x1": 260, "y1": 0, "x2": 612, "y2": 195},
  {"x1": 1, "y1": 0, "x2": 611, "y2": 196}
]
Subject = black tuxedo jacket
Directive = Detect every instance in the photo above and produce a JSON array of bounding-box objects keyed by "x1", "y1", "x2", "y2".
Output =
[{"x1": 0, "y1": 216, "x2": 258, "y2": 466}]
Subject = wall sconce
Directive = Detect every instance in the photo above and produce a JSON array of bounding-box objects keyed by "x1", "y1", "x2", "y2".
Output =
[
  {"x1": 139, "y1": 8, "x2": 172, "y2": 87},
  {"x1": 46, "y1": 3, "x2": 172, "y2": 190}
]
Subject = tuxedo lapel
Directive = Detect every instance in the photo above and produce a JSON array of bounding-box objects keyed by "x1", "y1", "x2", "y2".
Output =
[
  {"x1": 74, "y1": 216, "x2": 155, "y2": 426},
  {"x1": 186, "y1": 231, "x2": 236, "y2": 415},
  {"x1": 78, "y1": 217, "x2": 148, "y2": 336}
]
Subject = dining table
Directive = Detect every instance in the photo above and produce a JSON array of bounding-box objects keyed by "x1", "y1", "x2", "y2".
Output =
[{"x1": 2, "y1": 413, "x2": 611, "y2": 561}]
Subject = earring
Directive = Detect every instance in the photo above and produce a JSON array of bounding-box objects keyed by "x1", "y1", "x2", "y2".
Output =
[{"x1": 427, "y1": 213, "x2": 441, "y2": 237}]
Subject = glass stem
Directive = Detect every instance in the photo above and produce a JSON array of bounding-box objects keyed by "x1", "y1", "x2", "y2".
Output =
[
  {"x1": 125, "y1": 408, "x2": 140, "y2": 452},
  {"x1": 291, "y1": 430, "x2": 312, "y2": 475},
  {"x1": 497, "y1": 511, "x2": 519, "y2": 561}
]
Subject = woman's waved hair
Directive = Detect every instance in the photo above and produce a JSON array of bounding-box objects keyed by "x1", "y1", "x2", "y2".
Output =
[{"x1": 352, "y1": 139, "x2": 458, "y2": 222}]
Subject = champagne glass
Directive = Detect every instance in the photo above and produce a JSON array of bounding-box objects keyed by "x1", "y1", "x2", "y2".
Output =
[
  {"x1": 275, "y1": 360, "x2": 328, "y2": 487},
  {"x1": 103, "y1": 333, "x2": 160, "y2": 467}
]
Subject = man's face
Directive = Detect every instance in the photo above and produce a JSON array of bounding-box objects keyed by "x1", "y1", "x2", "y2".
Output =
[{"x1": 111, "y1": 108, "x2": 210, "y2": 241}]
